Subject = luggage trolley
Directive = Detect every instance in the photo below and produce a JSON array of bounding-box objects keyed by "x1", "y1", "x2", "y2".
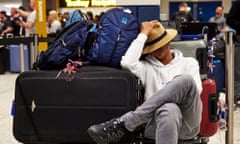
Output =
[{"x1": 224, "y1": 30, "x2": 235, "y2": 144}]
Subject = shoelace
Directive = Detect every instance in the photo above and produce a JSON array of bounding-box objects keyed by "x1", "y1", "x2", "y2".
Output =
[
  {"x1": 102, "y1": 119, "x2": 125, "y2": 142},
  {"x1": 103, "y1": 119, "x2": 121, "y2": 131}
]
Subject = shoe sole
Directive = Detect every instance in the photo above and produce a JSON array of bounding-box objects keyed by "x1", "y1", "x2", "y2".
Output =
[
  {"x1": 88, "y1": 127, "x2": 107, "y2": 144},
  {"x1": 88, "y1": 127, "x2": 134, "y2": 144}
]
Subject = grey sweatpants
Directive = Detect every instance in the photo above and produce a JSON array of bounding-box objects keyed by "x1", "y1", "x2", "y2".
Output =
[{"x1": 120, "y1": 74, "x2": 202, "y2": 144}]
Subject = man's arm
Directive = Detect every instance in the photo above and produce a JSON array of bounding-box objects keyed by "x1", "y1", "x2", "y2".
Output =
[
  {"x1": 185, "y1": 58, "x2": 203, "y2": 95},
  {"x1": 19, "y1": 10, "x2": 36, "y2": 30},
  {"x1": 1, "y1": 26, "x2": 13, "y2": 36},
  {"x1": 15, "y1": 8, "x2": 30, "y2": 18},
  {"x1": 121, "y1": 21, "x2": 157, "y2": 79},
  {"x1": 18, "y1": 20, "x2": 34, "y2": 29}
]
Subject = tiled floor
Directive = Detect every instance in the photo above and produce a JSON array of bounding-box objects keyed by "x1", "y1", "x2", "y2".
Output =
[{"x1": 0, "y1": 72, "x2": 239, "y2": 144}]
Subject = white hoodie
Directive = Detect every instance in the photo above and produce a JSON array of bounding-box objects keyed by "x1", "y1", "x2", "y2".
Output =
[{"x1": 121, "y1": 33, "x2": 202, "y2": 100}]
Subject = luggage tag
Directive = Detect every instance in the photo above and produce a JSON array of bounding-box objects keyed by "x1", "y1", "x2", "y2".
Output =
[{"x1": 56, "y1": 59, "x2": 83, "y2": 81}]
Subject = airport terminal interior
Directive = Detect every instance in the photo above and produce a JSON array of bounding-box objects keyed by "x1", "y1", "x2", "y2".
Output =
[{"x1": 1, "y1": 0, "x2": 240, "y2": 144}]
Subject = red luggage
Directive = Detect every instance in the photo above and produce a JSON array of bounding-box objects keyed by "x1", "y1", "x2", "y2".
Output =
[{"x1": 199, "y1": 78, "x2": 219, "y2": 137}]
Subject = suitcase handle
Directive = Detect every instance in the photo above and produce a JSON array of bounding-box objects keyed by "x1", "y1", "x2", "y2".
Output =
[{"x1": 208, "y1": 93, "x2": 219, "y2": 122}]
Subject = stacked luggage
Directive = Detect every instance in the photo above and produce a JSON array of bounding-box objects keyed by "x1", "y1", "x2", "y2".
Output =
[
  {"x1": 12, "y1": 7, "x2": 224, "y2": 144},
  {"x1": 13, "y1": 40, "x2": 220, "y2": 144},
  {"x1": 13, "y1": 7, "x2": 142, "y2": 144}
]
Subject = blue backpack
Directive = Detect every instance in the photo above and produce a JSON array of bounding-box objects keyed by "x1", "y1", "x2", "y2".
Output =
[
  {"x1": 65, "y1": 9, "x2": 86, "y2": 27},
  {"x1": 87, "y1": 7, "x2": 139, "y2": 68},
  {"x1": 36, "y1": 20, "x2": 96, "y2": 70}
]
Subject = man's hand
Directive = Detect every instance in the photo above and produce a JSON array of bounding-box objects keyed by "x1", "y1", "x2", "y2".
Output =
[{"x1": 140, "y1": 20, "x2": 159, "y2": 36}]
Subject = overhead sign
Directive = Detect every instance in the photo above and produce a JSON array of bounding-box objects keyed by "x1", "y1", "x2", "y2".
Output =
[
  {"x1": 92, "y1": 0, "x2": 116, "y2": 6},
  {"x1": 116, "y1": 0, "x2": 160, "y2": 6},
  {"x1": 65, "y1": 0, "x2": 89, "y2": 7},
  {"x1": 63, "y1": 0, "x2": 116, "y2": 7}
]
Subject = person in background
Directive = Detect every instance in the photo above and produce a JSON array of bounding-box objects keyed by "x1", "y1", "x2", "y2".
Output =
[
  {"x1": 208, "y1": 6, "x2": 227, "y2": 33},
  {"x1": 58, "y1": 12, "x2": 66, "y2": 28},
  {"x1": 171, "y1": 2, "x2": 194, "y2": 33},
  {"x1": 0, "y1": 11, "x2": 13, "y2": 37},
  {"x1": 93, "y1": 15, "x2": 100, "y2": 23},
  {"x1": 93, "y1": 12, "x2": 104, "y2": 23},
  {"x1": 88, "y1": 20, "x2": 202, "y2": 144},
  {"x1": 10, "y1": 8, "x2": 21, "y2": 36},
  {"x1": 16, "y1": 6, "x2": 28, "y2": 36},
  {"x1": 226, "y1": 0, "x2": 240, "y2": 104},
  {"x1": 63, "y1": 12, "x2": 69, "y2": 24},
  {"x1": 0, "y1": 11, "x2": 13, "y2": 72},
  {"x1": 227, "y1": 0, "x2": 240, "y2": 37},
  {"x1": 86, "y1": 11, "x2": 94, "y2": 21},
  {"x1": 172, "y1": 2, "x2": 193, "y2": 19},
  {"x1": 47, "y1": 10, "x2": 62, "y2": 36},
  {"x1": 13, "y1": 0, "x2": 36, "y2": 36}
]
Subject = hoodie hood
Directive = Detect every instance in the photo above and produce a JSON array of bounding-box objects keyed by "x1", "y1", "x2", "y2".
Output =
[{"x1": 145, "y1": 49, "x2": 183, "y2": 67}]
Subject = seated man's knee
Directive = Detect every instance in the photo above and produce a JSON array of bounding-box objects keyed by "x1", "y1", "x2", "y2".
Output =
[
  {"x1": 155, "y1": 103, "x2": 182, "y2": 123},
  {"x1": 174, "y1": 74, "x2": 195, "y2": 87}
]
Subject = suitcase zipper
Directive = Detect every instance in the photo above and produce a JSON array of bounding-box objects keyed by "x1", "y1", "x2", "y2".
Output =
[{"x1": 109, "y1": 32, "x2": 121, "y2": 65}]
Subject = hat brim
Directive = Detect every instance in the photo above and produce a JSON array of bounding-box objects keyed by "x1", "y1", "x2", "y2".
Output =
[{"x1": 142, "y1": 29, "x2": 177, "y2": 55}]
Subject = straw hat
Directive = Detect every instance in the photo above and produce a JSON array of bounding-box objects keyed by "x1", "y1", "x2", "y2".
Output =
[{"x1": 142, "y1": 22, "x2": 177, "y2": 55}]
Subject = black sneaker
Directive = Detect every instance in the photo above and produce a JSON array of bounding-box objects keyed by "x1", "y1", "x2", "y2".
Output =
[{"x1": 88, "y1": 118, "x2": 132, "y2": 144}]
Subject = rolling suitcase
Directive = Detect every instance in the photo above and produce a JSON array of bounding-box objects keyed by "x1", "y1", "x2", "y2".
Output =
[
  {"x1": 9, "y1": 44, "x2": 30, "y2": 72},
  {"x1": 0, "y1": 47, "x2": 7, "y2": 74},
  {"x1": 207, "y1": 59, "x2": 225, "y2": 93},
  {"x1": 13, "y1": 66, "x2": 143, "y2": 144},
  {"x1": 199, "y1": 78, "x2": 218, "y2": 137}
]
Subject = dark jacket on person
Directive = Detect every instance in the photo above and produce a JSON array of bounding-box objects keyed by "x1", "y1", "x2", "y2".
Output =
[{"x1": 227, "y1": 0, "x2": 240, "y2": 35}]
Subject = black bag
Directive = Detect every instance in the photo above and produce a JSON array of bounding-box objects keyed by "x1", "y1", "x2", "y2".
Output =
[
  {"x1": 212, "y1": 38, "x2": 225, "y2": 60},
  {"x1": 13, "y1": 66, "x2": 143, "y2": 144},
  {"x1": 234, "y1": 42, "x2": 240, "y2": 102},
  {"x1": 0, "y1": 47, "x2": 9, "y2": 74}
]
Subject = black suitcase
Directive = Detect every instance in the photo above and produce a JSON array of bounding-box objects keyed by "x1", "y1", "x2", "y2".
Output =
[
  {"x1": 13, "y1": 66, "x2": 143, "y2": 144},
  {"x1": 235, "y1": 42, "x2": 240, "y2": 103},
  {"x1": 0, "y1": 47, "x2": 9, "y2": 74}
]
